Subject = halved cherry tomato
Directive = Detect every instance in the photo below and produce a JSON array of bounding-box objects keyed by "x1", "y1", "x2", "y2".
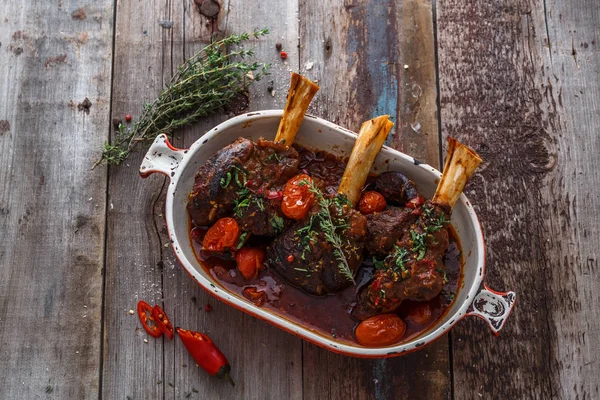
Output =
[
  {"x1": 137, "y1": 300, "x2": 162, "y2": 338},
  {"x1": 281, "y1": 174, "x2": 315, "y2": 220},
  {"x1": 357, "y1": 191, "x2": 386, "y2": 215},
  {"x1": 236, "y1": 247, "x2": 266, "y2": 280},
  {"x1": 407, "y1": 303, "x2": 433, "y2": 325},
  {"x1": 355, "y1": 314, "x2": 406, "y2": 346},
  {"x1": 177, "y1": 328, "x2": 235, "y2": 386},
  {"x1": 202, "y1": 218, "x2": 239, "y2": 252},
  {"x1": 152, "y1": 305, "x2": 174, "y2": 340}
]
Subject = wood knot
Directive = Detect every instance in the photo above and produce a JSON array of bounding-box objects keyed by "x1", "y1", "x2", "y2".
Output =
[
  {"x1": 194, "y1": 0, "x2": 220, "y2": 19},
  {"x1": 523, "y1": 135, "x2": 556, "y2": 173}
]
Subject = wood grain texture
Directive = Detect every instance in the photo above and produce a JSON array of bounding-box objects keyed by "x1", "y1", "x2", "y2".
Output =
[
  {"x1": 299, "y1": 1, "x2": 450, "y2": 399},
  {"x1": 103, "y1": 0, "x2": 303, "y2": 399},
  {"x1": 101, "y1": 1, "x2": 172, "y2": 398},
  {"x1": 0, "y1": 0, "x2": 113, "y2": 398},
  {"x1": 437, "y1": 0, "x2": 600, "y2": 398}
]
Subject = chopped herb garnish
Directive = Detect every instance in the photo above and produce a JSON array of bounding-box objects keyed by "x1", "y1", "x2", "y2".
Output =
[
  {"x1": 392, "y1": 245, "x2": 409, "y2": 271},
  {"x1": 232, "y1": 166, "x2": 247, "y2": 187},
  {"x1": 237, "y1": 232, "x2": 248, "y2": 249},
  {"x1": 423, "y1": 205, "x2": 449, "y2": 233},
  {"x1": 266, "y1": 152, "x2": 282, "y2": 163},
  {"x1": 436, "y1": 268, "x2": 448, "y2": 284},
  {"x1": 219, "y1": 171, "x2": 232, "y2": 188},
  {"x1": 410, "y1": 230, "x2": 428, "y2": 260},
  {"x1": 254, "y1": 196, "x2": 265, "y2": 212},
  {"x1": 373, "y1": 257, "x2": 387, "y2": 270},
  {"x1": 270, "y1": 215, "x2": 285, "y2": 234}
]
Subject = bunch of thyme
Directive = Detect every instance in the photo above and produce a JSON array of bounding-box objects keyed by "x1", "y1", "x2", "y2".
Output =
[
  {"x1": 299, "y1": 180, "x2": 356, "y2": 284},
  {"x1": 93, "y1": 29, "x2": 270, "y2": 168}
]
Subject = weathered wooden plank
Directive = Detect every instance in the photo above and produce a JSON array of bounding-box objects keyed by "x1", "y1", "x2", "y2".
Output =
[
  {"x1": 101, "y1": 1, "x2": 173, "y2": 399},
  {"x1": 437, "y1": 0, "x2": 600, "y2": 398},
  {"x1": 160, "y1": 1, "x2": 303, "y2": 399},
  {"x1": 299, "y1": 1, "x2": 450, "y2": 399},
  {"x1": 0, "y1": 1, "x2": 113, "y2": 398}
]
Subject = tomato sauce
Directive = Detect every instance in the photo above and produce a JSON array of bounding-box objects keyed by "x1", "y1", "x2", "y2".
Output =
[{"x1": 189, "y1": 144, "x2": 463, "y2": 346}]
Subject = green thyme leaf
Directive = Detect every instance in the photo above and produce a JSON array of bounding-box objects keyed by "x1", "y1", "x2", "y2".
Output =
[
  {"x1": 270, "y1": 215, "x2": 285, "y2": 234},
  {"x1": 93, "y1": 29, "x2": 270, "y2": 168},
  {"x1": 220, "y1": 172, "x2": 232, "y2": 188}
]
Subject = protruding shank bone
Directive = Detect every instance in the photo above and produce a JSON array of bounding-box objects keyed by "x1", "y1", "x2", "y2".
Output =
[
  {"x1": 274, "y1": 73, "x2": 320, "y2": 145},
  {"x1": 338, "y1": 115, "x2": 394, "y2": 206},
  {"x1": 432, "y1": 137, "x2": 482, "y2": 209}
]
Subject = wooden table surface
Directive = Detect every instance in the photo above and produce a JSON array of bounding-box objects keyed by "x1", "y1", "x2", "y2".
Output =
[{"x1": 1, "y1": 0, "x2": 598, "y2": 399}]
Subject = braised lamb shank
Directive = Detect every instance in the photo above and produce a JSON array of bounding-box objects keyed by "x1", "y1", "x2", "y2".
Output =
[
  {"x1": 268, "y1": 116, "x2": 394, "y2": 295},
  {"x1": 352, "y1": 138, "x2": 482, "y2": 320},
  {"x1": 364, "y1": 172, "x2": 421, "y2": 257},
  {"x1": 187, "y1": 73, "x2": 319, "y2": 236}
]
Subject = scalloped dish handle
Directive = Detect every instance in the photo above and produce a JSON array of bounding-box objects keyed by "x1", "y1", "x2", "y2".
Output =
[
  {"x1": 466, "y1": 284, "x2": 516, "y2": 335},
  {"x1": 139, "y1": 134, "x2": 187, "y2": 179}
]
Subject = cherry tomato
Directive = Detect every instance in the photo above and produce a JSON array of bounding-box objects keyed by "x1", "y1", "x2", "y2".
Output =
[
  {"x1": 202, "y1": 218, "x2": 239, "y2": 252},
  {"x1": 282, "y1": 174, "x2": 315, "y2": 220},
  {"x1": 407, "y1": 303, "x2": 433, "y2": 325},
  {"x1": 236, "y1": 247, "x2": 266, "y2": 280},
  {"x1": 137, "y1": 300, "x2": 162, "y2": 338},
  {"x1": 357, "y1": 191, "x2": 387, "y2": 214},
  {"x1": 152, "y1": 305, "x2": 174, "y2": 340},
  {"x1": 355, "y1": 314, "x2": 406, "y2": 346}
]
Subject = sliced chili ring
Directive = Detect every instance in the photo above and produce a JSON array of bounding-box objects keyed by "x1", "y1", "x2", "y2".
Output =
[
  {"x1": 152, "y1": 305, "x2": 174, "y2": 340},
  {"x1": 137, "y1": 300, "x2": 162, "y2": 338}
]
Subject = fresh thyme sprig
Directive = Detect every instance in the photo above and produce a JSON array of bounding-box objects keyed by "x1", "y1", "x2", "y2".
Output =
[
  {"x1": 299, "y1": 180, "x2": 356, "y2": 284},
  {"x1": 93, "y1": 29, "x2": 270, "y2": 168}
]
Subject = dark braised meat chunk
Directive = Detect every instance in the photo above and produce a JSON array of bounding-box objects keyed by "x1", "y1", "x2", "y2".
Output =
[
  {"x1": 365, "y1": 207, "x2": 417, "y2": 257},
  {"x1": 372, "y1": 172, "x2": 419, "y2": 206},
  {"x1": 267, "y1": 195, "x2": 367, "y2": 296},
  {"x1": 187, "y1": 138, "x2": 299, "y2": 236},
  {"x1": 352, "y1": 201, "x2": 450, "y2": 320}
]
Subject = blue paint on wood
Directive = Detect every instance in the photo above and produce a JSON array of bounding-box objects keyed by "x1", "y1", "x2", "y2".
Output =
[{"x1": 365, "y1": 4, "x2": 398, "y2": 144}]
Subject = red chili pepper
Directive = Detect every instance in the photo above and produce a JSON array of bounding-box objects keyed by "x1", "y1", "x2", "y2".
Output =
[
  {"x1": 177, "y1": 328, "x2": 235, "y2": 386},
  {"x1": 287, "y1": 254, "x2": 294, "y2": 262},
  {"x1": 125, "y1": 113, "x2": 132, "y2": 122},
  {"x1": 137, "y1": 301, "x2": 162, "y2": 338},
  {"x1": 280, "y1": 51, "x2": 288, "y2": 60},
  {"x1": 152, "y1": 305, "x2": 174, "y2": 340},
  {"x1": 205, "y1": 304, "x2": 213, "y2": 313}
]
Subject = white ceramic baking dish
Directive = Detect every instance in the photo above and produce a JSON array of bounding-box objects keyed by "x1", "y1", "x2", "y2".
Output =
[{"x1": 139, "y1": 110, "x2": 515, "y2": 358}]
